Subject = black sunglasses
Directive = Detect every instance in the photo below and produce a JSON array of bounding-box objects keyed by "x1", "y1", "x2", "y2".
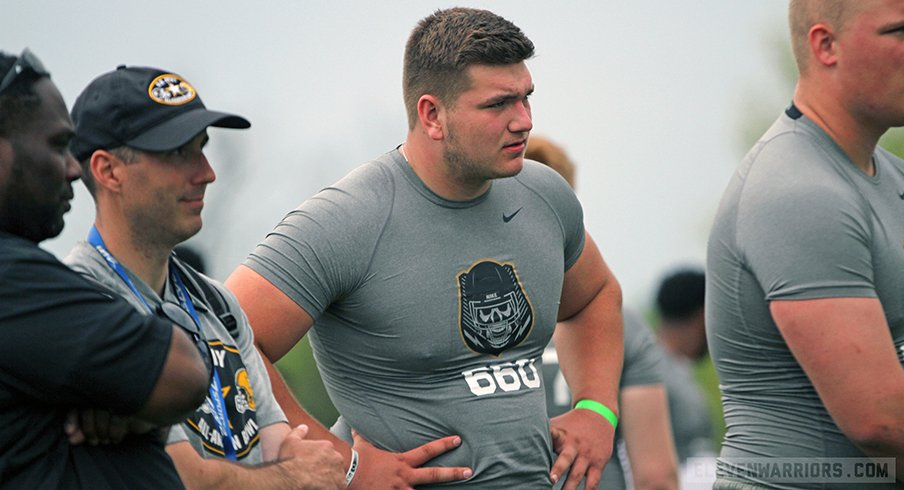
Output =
[{"x1": 0, "y1": 48, "x2": 49, "y2": 96}]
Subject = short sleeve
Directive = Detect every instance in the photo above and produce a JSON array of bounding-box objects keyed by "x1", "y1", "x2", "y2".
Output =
[
  {"x1": 0, "y1": 251, "x2": 172, "y2": 415},
  {"x1": 244, "y1": 163, "x2": 391, "y2": 319},
  {"x1": 166, "y1": 423, "x2": 190, "y2": 445},
  {"x1": 520, "y1": 161, "x2": 585, "y2": 270},
  {"x1": 738, "y1": 135, "x2": 876, "y2": 301}
]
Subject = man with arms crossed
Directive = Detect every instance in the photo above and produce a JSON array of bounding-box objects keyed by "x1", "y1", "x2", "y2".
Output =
[
  {"x1": 0, "y1": 49, "x2": 210, "y2": 489},
  {"x1": 64, "y1": 65, "x2": 345, "y2": 489},
  {"x1": 228, "y1": 8, "x2": 624, "y2": 489},
  {"x1": 707, "y1": 1, "x2": 904, "y2": 488}
]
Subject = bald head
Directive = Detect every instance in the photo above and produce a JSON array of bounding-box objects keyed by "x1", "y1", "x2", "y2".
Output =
[{"x1": 789, "y1": 0, "x2": 858, "y2": 73}]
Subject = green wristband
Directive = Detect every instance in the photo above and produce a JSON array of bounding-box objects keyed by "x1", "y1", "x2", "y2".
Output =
[{"x1": 574, "y1": 399, "x2": 618, "y2": 429}]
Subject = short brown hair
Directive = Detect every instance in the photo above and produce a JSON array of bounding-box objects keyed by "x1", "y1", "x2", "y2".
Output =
[
  {"x1": 524, "y1": 135, "x2": 576, "y2": 189},
  {"x1": 403, "y1": 7, "x2": 535, "y2": 129}
]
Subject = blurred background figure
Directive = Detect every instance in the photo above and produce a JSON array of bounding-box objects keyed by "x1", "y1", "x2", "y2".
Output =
[
  {"x1": 654, "y1": 268, "x2": 717, "y2": 488},
  {"x1": 529, "y1": 135, "x2": 679, "y2": 490}
]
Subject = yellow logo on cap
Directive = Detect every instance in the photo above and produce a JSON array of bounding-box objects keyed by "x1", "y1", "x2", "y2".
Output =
[{"x1": 148, "y1": 74, "x2": 197, "y2": 105}]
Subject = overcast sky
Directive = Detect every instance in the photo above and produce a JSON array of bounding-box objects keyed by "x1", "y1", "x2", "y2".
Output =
[{"x1": 3, "y1": 0, "x2": 791, "y2": 308}]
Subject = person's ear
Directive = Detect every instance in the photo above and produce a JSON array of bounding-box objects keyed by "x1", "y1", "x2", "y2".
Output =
[
  {"x1": 90, "y1": 149, "x2": 127, "y2": 194},
  {"x1": 417, "y1": 94, "x2": 446, "y2": 141},
  {"x1": 808, "y1": 23, "x2": 838, "y2": 67}
]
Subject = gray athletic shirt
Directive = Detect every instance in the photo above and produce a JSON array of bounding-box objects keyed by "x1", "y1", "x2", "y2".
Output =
[
  {"x1": 246, "y1": 149, "x2": 585, "y2": 488},
  {"x1": 66, "y1": 242, "x2": 286, "y2": 464},
  {"x1": 706, "y1": 109, "x2": 904, "y2": 489}
]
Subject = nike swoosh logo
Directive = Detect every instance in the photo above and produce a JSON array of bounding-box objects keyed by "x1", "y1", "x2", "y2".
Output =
[{"x1": 503, "y1": 208, "x2": 522, "y2": 223}]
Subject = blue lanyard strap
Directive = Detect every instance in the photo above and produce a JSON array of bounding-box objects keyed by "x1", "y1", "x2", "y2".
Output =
[
  {"x1": 87, "y1": 225, "x2": 237, "y2": 460},
  {"x1": 170, "y1": 268, "x2": 238, "y2": 461},
  {"x1": 88, "y1": 226, "x2": 154, "y2": 314}
]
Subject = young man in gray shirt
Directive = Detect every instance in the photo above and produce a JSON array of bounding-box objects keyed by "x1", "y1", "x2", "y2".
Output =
[
  {"x1": 227, "y1": 7, "x2": 624, "y2": 490},
  {"x1": 707, "y1": 1, "x2": 904, "y2": 488}
]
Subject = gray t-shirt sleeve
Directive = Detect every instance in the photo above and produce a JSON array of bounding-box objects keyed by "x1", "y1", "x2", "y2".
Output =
[
  {"x1": 620, "y1": 310, "x2": 664, "y2": 387},
  {"x1": 738, "y1": 134, "x2": 876, "y2": 301},
  {"x1": 244, "y1": 163, "x2": 390, "y2": 319},
  {"x1": 521, "y1": 160, "x2": 585, "y2": 270}
]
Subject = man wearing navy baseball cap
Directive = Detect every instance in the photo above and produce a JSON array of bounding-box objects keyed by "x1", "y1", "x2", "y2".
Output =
[
  {"x1": 69, "y1": 65, "x2": 249, "y2": 160},
  {"x1": 65, "y1": 65, "x2": 346, "y2": 489}
]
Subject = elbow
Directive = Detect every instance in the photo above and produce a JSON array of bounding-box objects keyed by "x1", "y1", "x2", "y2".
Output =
[
  {"x1": 166, "y1": 336, "x2": 213, "y2": 420},
  {"x1": 149, "y1": 371, "x2": 209, "y2": 426},
  {"x1": 180, "y1": 365, "x2": 211, "y2": 414},
  {"x1": 843, "y1": 420, "x2": 904, "y2": 454},
  {"x1": 137, "y1": 330, "x2": 213, "y2": 425}
]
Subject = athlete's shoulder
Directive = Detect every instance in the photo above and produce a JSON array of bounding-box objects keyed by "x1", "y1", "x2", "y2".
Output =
[
  {"x1": 517, "y1": 159, "x2": 574, "y2": 191},
  {"x1": 510, "y1": 159, "x2": 583, "y2": 221},
  {"x1": 323, "y1": 150, "x2": 403, "y2": 204},
  {"x1": 285, "y1": 152, "x2": 400, "y2": 241}
]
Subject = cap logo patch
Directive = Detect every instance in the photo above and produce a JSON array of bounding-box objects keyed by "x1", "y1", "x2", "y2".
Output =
[{"x1": 148, "y1": 74, "x2": 197, "y2": 106}]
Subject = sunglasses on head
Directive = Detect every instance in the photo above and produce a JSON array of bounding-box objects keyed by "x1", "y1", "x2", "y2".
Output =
[{"x1": 0, "y1": 48, "x2": 49, "y2": 96}]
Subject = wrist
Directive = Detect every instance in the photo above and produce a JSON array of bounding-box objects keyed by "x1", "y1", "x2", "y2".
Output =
[
  {"x1": 345, "y1": 448, "x2": 359, "y2": 487},
  {"x1": 574, "y1": 399, "x2": 618, "y2": 429}
]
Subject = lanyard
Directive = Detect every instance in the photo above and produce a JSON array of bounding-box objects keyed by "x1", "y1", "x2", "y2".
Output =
[{"x1": 87, "y1": 225, "x2": 238, "y2": 460}]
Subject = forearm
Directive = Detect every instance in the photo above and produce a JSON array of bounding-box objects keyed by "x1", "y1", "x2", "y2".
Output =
[
  {"x1": 621, "y1": 385, "x2": 678, "y2": 490},
  {"x1": 177, "y1": 458, "x2": 299, "y2": 490},
  {"x1": 262, "y1": 356, "x2": 352, "y2": 461},
  {"x1": 554, "y1": 281, "x2": 623, "y2": 410}
]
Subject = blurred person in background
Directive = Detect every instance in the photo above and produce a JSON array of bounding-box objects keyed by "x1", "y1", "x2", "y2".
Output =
[{"x1": 654, "y1": 268, "x2": 717, "y2": 488}]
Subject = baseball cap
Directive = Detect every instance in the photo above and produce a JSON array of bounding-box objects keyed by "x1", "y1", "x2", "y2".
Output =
[{"x1": 70, "y1": 65, "x2": 250, "y2": 161}]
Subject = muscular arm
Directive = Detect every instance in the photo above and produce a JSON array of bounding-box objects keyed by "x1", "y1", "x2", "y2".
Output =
[
  {"x1": 549, "y1": 232, "x2": 624, "y2": 490},
  {"x1": 226, "y1": 265, "x2": 470, "y2": 489},
  {"x1": 167, "y1": 424, "x2": 345, "y2": 490},
  {"x1": 225, "y1": 265, "x2": 346, "y2": 449},
  {"x1": 555, "y1": 232, "x2": 623, "y2": 411},
  {"x1": 133, "y1": 325, "x2": 210, "y2": 425},
  {"x1": 619, "y1": 385, "x2": 678, "y2": 490},
  {"x1": 771, "y1": 297, "x2": 904, "y2": 473}
]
